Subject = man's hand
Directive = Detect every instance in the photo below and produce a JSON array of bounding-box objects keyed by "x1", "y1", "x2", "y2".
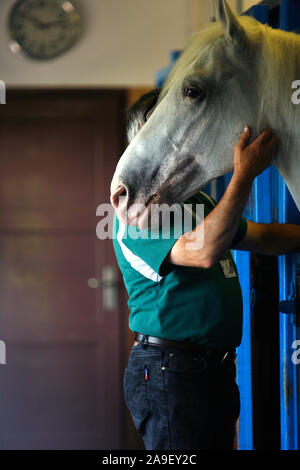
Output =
[{"x1": 233, "y1": 127, "x2": 279, "y2": 182}]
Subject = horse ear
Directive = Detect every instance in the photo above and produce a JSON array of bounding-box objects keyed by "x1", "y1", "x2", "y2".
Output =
[{"x1": 214, "y1": 0, "x2": 247, "y2": 45}]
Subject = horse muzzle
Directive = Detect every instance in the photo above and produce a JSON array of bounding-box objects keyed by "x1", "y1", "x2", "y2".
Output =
[{"x1": 111, "y1": 182, "x2": 162, "y2": 229}]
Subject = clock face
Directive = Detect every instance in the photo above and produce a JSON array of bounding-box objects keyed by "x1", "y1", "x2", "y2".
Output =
[{"x1": 9, "y1": 0, "x2": 82, "y2": 60}]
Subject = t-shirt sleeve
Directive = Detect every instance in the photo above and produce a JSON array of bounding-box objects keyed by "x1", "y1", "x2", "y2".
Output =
[
  {"x1": 118, "y1": 219, "x2": 184, "y2": 278},
  {"x1": 116, "y1": 204, "x2": 201, "y2": 277}
]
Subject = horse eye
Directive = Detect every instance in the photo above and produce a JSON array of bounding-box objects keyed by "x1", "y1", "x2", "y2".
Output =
[{"x1": 183, "y1": 87, "x2": 204, "y2": 100}]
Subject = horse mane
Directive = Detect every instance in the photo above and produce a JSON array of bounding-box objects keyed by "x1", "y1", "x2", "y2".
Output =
[{"x1": 159, "y1": 15, "x2": 300, "y2": 153}]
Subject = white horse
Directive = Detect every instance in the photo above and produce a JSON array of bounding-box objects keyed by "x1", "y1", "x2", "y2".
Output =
[{"x1": 111, "y1": 0, "x2": 300, "y2": 225}]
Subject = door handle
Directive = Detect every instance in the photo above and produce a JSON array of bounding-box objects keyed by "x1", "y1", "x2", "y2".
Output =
[{"x1": 88, "y1": 266, "x2": 120, "y2": 311}]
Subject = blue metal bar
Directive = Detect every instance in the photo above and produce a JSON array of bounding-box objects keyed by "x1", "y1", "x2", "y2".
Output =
[
  {"x1": 278, "y1": 0, "x2": 300, "y2": 450},
  {"x1": 280, "y1": 0, "x2": 300, "y2": 31},
  {"x1": 242, "y1": 4, "x2": 269, "y2": 23},
  {"x1": 233, "y1": 254, "x2": 253, "y2": 449},
  {"x1": 234, "y1": 228, "x2": 254, "y2": 448},
  {"x1": 277, "y1": 180, "x2": 299, "y2": 449},
  {"x1": 233, "y1": 166, "x2": 254, "y2": 450}
]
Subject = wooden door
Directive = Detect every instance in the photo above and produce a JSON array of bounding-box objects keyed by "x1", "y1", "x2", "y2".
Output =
[{"x1": 0, "y1": 90, "x2": 127, "y2": 449}]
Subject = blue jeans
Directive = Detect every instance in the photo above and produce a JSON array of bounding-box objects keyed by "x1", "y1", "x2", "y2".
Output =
[{"x1": 124, "y1": 341, "x2": 240, "y2": 450}]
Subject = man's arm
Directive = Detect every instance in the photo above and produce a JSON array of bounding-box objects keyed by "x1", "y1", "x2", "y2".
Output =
[
  {"x1": 167, "y1": 127, "x2": 279, "y2": 269},
  {"x1": 234, "y1": 221, "x2": 300, "y2": 255}
]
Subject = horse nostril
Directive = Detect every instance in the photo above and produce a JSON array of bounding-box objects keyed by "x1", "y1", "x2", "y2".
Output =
[{"x1": 110, "y1": 185, "x2": 128, "y2": 210}]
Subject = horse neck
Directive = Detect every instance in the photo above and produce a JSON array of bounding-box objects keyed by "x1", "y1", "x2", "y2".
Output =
[
  {"x1": 257, "y1": 27, "x2": 300, "y2": 210},
  {"x1": 257, "y1": 28, "x2": 300, "y2": 151}
]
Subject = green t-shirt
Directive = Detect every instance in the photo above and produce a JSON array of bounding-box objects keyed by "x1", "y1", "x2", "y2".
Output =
[{"x1": 112, "y1": 191, "x2": 248, "y2": 350}]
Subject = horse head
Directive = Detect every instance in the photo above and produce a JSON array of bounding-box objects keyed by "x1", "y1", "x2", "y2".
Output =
[{"x1": 111, "y1": 0, "x2": 299, "y2": 226}]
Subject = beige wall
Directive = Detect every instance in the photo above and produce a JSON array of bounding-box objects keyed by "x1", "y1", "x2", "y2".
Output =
[
  {"x1": 0, "y1": 0, "x2": 200, "y2": 88},
  {"x1": 1, "y1": 0, "x2": 260, "y2": 88},
  {"x1": 243, "y1": 0, "x2": 262, "y2": 10}
]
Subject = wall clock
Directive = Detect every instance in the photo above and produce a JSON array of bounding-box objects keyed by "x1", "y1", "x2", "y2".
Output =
[{"x1": 9, "y1": 0, "x2": 82, "y2": 60}]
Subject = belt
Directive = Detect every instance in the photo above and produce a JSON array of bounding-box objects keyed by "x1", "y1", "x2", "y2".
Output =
[{"x1": 134, "y1": 333, "x2": 236, "y2": 365}]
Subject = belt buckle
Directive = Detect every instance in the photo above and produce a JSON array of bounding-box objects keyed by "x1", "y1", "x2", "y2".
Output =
[
  {"x1": 220, "y1": 350, "x2": 236, "y2": 365},
  {"x1": 141, "y1": 334, "x2": 149, "y2": 348},
  {"x1": 220, "y1": 352, "x2": 229, "y2": 365}
]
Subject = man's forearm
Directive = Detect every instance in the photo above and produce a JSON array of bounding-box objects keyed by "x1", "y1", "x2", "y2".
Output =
[
  {"x1": 199, "y1": 172, "x2": 253, "y2": 265},
  {"x1": 173, "y1": 171, "x2": 253, "y2": 268},
  {"x1": 260, "y1": 223, "x2": 300, "y2": 255}
]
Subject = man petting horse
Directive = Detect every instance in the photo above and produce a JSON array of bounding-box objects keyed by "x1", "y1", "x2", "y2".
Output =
[{"x1": 112, "y1": 89, "x2": 300, "y2": 450}]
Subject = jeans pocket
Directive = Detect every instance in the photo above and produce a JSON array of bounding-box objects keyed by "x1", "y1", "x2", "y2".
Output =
[
  {"x1": 167, "y1": 350, "x2": 208, "y2": 373},
  {"x1": 123, "y1": 367, "x2": 151, "y2": 435}
]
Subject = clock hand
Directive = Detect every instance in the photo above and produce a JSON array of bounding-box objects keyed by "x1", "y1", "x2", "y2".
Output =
[
  {"x1": 26, "y1": 15, "x2": 43, "y2": 27},
  {"x1": 27, "y1": 16, "x2": 67, "y2": 29},
  {"x1": 42, "y1": 20, "x2": 68, "y2": 28}
]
